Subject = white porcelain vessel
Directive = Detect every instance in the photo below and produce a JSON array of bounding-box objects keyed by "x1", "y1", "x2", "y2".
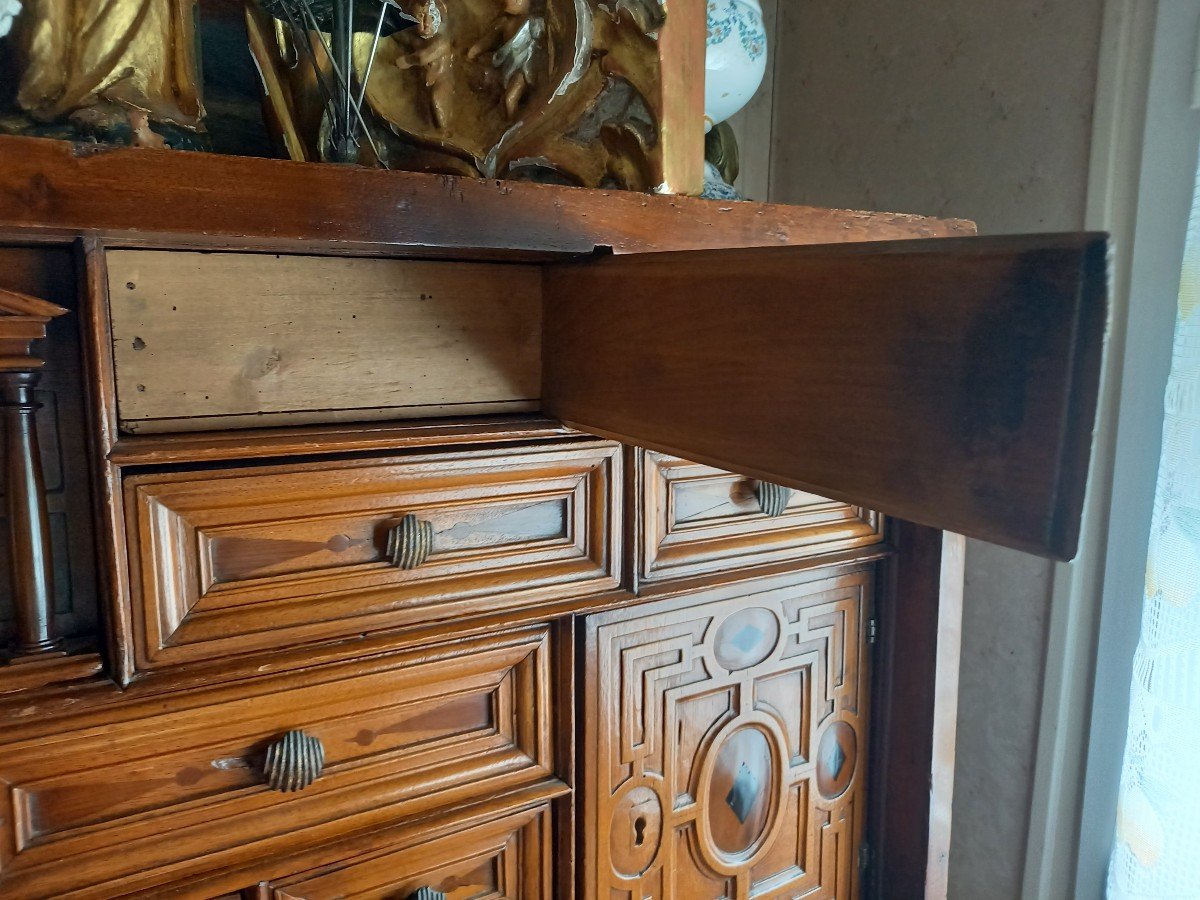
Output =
[
  {"x1": 0, "y1": 0, "x2": 21, "y2": 38},
  {"x1": 704, "y1": 0, "x2": 767, "y2": 131}
]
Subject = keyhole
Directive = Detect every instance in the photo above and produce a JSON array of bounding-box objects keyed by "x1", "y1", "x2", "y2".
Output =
[{"x1": 633, "y1": 816, "x2": 647, "y2": 846}]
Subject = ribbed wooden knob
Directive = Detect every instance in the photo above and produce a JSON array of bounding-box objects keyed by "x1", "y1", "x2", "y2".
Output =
[
  {"x1": 263, "y1": 730, "x2": 324, "y2": 792},
  {"x1": 754, "y1": 481, "x2": 793, "y2": 518},
  {"x1": 387, "y1": 513, "x2": 434, "y2": 569},
  {"x1": 406, "y1": 889, "x2": 446, "y2": 900}
]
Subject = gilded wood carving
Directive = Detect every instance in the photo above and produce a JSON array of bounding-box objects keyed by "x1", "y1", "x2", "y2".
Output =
[
  {"x1": 1, "y1": 0, "x2": 205, "y2": 146},
  {"x1": 585, "y1": 570, "x2": 871, "y2": 898},
  {"x1": 252, "y1": 0, "x2": 683, "y2": 190}
]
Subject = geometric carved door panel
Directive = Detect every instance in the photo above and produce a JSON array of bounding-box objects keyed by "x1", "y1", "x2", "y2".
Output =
[{"x1": 583, "y1": 567, "x2": 872, "y2": 899}]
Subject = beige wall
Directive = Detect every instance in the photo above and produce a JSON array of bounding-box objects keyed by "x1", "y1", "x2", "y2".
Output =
[{"x1": 730, "y1": 2, "x2": 1105, "y2": 896}]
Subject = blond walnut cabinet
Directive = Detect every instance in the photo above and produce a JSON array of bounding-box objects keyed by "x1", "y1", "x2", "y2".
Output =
[{"x1": 0, "y1": 136, "x2": 1105, "y2": 900}]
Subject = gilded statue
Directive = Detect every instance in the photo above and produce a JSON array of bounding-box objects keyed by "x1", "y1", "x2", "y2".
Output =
[
  {"x1": 3, "y1": 0, "x2": 205, "y2": 145},
  {"x1": 466, "y1": 0, "x2": 544, "y2": 120},
  {"x1": 392, "y1": 0, "x2": 454, "y2": 130}
]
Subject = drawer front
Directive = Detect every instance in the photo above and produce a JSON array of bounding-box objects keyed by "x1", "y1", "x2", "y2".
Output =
[
  {"x1": 639, "y1": 451, "x2": 884, "y2": 583},
  {"x1": 107, "y1": 250, "x2": 543, "y2": 433},
  {"x1": 583, "y1": 569, "x2": 872, "y2": 899},
  {"x1": 268, "y1": 798, "x2": 554, "y2": 899},
  {"x1": 125, "y1": 441, "x2": 619, "y2": 671},
  {"x1": 0, "y1": 629, "x2": 554, "y2": 898}
]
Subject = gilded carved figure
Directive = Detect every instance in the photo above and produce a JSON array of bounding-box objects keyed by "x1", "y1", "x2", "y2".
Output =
[
  {"x1": 392, "y1": 0, "x2": 454, "y2": 130},
  {"x1": 466, "y1": 0, "x2": 544, "y2": 120},
  {"x1": 4, "y1": 0, "x2": 205, "y2": 145},
  {"x1": 249, "y1": 0, "x2": 672, "y2": 189}
]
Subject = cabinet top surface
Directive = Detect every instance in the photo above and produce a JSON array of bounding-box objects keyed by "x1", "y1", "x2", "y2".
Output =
[{"x1": 0, "y1": 135, "x2": 974, "y2": 257}]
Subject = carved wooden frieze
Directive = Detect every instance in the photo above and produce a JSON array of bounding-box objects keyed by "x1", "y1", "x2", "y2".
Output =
[
  {"x1": 584, "y1": 569, "x2": 872, "y2": 898},
  {"x1": 250, "y1": 0, "x2": 701, "y2": 192}
]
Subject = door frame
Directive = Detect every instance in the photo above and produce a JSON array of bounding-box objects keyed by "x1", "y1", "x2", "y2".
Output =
[{"x1": 1023, "y1": 2, "x2": 1200, "y2": 896}]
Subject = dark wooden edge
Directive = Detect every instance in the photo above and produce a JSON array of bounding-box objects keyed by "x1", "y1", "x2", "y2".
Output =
[
  {"x1": 1049, "y1": 237, "x2": 1110, "y2": 556},
  {"x1": 866, "y1": 522, "x2": 964, "y2": 899},
  {"x1": 0, "y1": 136, "x2": 974, "y2": 257},
  {"x1": 107, "y1": 416, "x2": 575, "y2": 466},
  {"x1": 76, "y1": 236, "x2": 137, "y2": 684},
  {"x1": 553, "y1": 614, "x2": 578, "y2": 900},
  {"x1": 623, "y1": 444, "x2": 644, "y2": 594}
]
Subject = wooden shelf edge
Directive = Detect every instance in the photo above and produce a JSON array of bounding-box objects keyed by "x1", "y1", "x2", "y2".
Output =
[
  {"x1": 0, "y1": 135, "x2": 976, "y2": 255},
  {"x1": 107, "y1": 415, "x2": 576, "y2": 466}
]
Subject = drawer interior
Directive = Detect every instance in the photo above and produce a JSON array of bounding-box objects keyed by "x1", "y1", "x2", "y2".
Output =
[{"x1": 107, "y1": 249, "x2": 543, "y2": 434}]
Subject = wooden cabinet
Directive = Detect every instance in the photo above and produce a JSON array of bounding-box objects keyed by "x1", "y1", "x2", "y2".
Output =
[
  {"x1": 583, "y1": 567, "x2": 872, "y2": 899},
  {"x1": 124, "y1": 441, "x2": 619, "y2": 672},
  {"x1": 0, "y1": 136, "x2": 1106, "y2": 899}
]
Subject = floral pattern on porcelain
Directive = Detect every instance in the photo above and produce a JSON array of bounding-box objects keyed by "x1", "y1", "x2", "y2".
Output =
[
  {"x1": 707, "y1": 0, "x2": 765, "y2": 61},
  {"x1": 704, "y1": 0, "x2": 767, "y2": 129}
]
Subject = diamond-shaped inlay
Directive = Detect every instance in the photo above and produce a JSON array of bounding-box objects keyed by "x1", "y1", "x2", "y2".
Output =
[
  {"x1": 825, "y1": 737, "x2": 847, "y2": 780},
  {"x1": 729, "y1": 624, "x2": 764, "y2": 654},
  {"x1": 725, "y1": 761, "x2": 761, "y2": 824},
  {"x1": 816, "y1": 721, "x2": 857, "y2": 800}
]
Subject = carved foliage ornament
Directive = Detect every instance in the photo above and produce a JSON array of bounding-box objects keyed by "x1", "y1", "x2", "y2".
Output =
[{"x1": 251, "y1": 0, "x2": 671, "y2": 190}]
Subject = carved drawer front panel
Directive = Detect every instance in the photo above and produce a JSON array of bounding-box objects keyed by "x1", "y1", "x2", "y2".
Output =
[
  {"x1": 584, "y1": 569, "x2": 872, "y2": 899},
  {"x1": 125, "y1": 441, "x2": 619, "y2": 671},
  {"x1": 639, "y1": 451, "x2": 884, "y2": 583},
  {"x1": 0, "y1": 628, "x2": 555, "y2": 898},
  {"x1": 267, "y1": 797, "x2": 554, "y2": 899}
]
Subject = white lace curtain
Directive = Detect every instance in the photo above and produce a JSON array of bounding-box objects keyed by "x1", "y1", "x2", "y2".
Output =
[{"x1": 1108, "y1": 160, "x2": 1200, "y2": 897}]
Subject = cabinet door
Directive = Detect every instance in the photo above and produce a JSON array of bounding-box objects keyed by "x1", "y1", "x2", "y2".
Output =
[
  {"x1": 583, "y1": 567, "x2": 873, "y2": 899},
  {"x1": 544, "y1": 233, "x2": 1106, "y2": 560}
]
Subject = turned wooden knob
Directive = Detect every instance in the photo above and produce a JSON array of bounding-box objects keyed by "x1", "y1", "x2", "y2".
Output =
[
  {"x1": 754, "y1": 481, "x2": 793, "y2": 518},
  {"x1": 263, "y1": 730, "x2": 324, "y2": 792},
  {"x1": 406, "y1": 889, "x2": 446, "y2": 900},
  {"x1": 387, "y1": 513, "x2": 434, "y2": 569}
]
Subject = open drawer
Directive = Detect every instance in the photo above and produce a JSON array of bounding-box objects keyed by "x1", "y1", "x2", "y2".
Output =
[{"x1": 101, "y1": 233, "x2": 1105, "y2": 560}]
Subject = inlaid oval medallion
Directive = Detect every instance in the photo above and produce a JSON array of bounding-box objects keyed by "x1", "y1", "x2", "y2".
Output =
[
  {"x1": 713, "y1": 607, "x2": 780, "y2": 672},
  {"x1": 816, "y1": 721, "x2": 857, "y2": 800},
  {"x1": 706, "y1": 726, "x2": 775, "y2": 855},
  {"x1": 609, "y1": 784, "x2": 663, "y2": 878}
]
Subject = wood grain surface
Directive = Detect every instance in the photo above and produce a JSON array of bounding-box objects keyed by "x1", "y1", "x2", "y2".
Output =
[
  {"x1": 0, "y1": 136, "x2": 974, "y2": 256},
  {"x1": 544, "y1": 233, "x2": 1108, "y2": 559},
  {"x1": 124, "y1": 441, "x2": 621, "y2": 672},
  {"x1": 106, "y1": 250, "x2": 543, "y2": 432}
]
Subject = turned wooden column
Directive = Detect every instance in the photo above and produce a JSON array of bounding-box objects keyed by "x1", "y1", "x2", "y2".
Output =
[{"x1": 0, "y1": 288, "x2": 68, "y2": 660}]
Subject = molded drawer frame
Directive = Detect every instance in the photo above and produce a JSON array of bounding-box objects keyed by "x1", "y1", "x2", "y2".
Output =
[
  {"x1": 0, "y1": 627, "x2": 556, "y2": 898},
  {"x1": 637, "y1": 449, "x2": 884, "y2": 584},
  {"x1": 122, "y1": 441, "x2": 621, "y2": 673}
]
